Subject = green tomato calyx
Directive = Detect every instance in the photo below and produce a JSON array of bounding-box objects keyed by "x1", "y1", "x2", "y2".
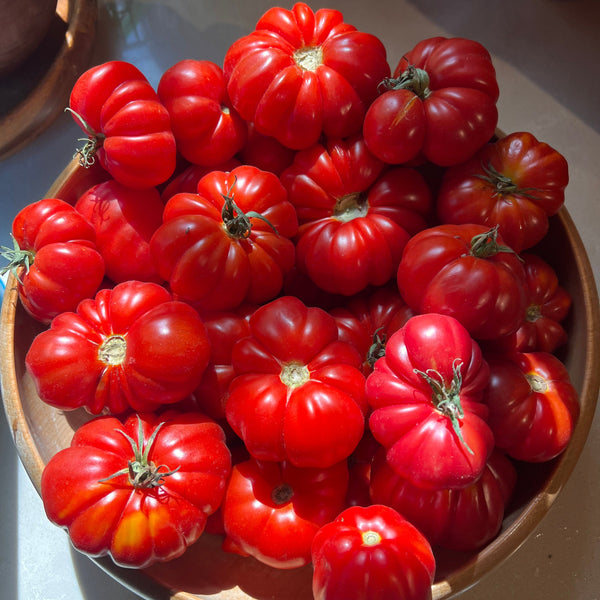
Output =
[
  {"x1": 379, "y1": 64, "x2": 431, "y2": 99},
  {"x1": 64, "y1": 107, "x2": 106, "y2": 168}
]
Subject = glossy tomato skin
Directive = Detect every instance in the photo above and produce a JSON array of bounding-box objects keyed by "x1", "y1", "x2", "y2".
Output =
[
  {"x1": 41, "y1": 411, "x2": 231, "y2": 569},
  {"x1": 366, "y1": 313, "x2": 494, "y2": 490},
  {"x1": 226, "y1": 296, "x2": 368, "y2": 468},
  {"x1": 150, "y1": 165, "x2": 298, "y2": 310},
  {"x1": 281, "y1": 136, "x2": 431, "y2": 296},
  {"x1": 397, "y1": 223, "x2": 528, "y2": 340},
  {"x1": 222, "y1": 457, "x2": 349, "y2": 569},
  {"x1": 158, "y1": 59, "x2": 247, "y2": 166},
  {"x1": 370, "y1": 448, "x2": 516, "y2": 552},
  {"x1": 437, "y1": 131, "x2": 569, "y2": 252},
  {"x1": 69, "y1": 60, "x2": 176, "y2": 189},
  {"x1": 223, "y1": 2, "x2": 390, "y2": 150},
  {"x1": 379, "y1": 36, "x2": 499, "y2": 167},
  {"x1": 75, "y1": 179, "x2": 165, "y2": 284},
  {"x1": 311, "y1": 504, "x2": 436, "y2": 600},
  {"x1": 9, "y1": 198, "x2": 105, "y2": 323},
  {"x1": 483, "y1": 351, "x2": 580, "y2": 462},
  {"x1": 25, "y1": 281, "x2": 211, "y2": 414}
]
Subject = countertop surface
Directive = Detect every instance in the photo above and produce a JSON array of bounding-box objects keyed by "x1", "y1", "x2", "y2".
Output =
[{"x1": 1, "y1": 1, "x2": 599, "y2": 599}]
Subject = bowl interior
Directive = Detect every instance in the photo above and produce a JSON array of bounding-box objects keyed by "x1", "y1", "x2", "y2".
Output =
[{"x1": 1, "y1": 158, "x2": 599, "y2": 600}]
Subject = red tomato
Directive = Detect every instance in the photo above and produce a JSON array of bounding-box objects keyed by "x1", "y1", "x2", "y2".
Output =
[
  {"x1": 281, "y1": 136, "x2": 432, "y2": 295},
  {"x1": 4, "y1": 198, "x2": 105, "y2": 323},
  {"x1": 150, "y1": 165, "x2": 298, "y2": 310},
  {"x1": 311, "y1": 504, "x2": 436, "y2": 600},
  {"x1": 487, "y1": 253, "x2": 571, "y2": 353},
  {"x1": 483, "y1": 351, "x2": 580, "y2": 462},
  {"x1": 437, "y1": 131, "x2": 569, "y2": 252},
  {"x1": 370, "y1": 448, "x2": 517, "y2": 552},
  {"x1": 158, "y1": 59, "x2": 247, "y2": 166},
  {"x1": 397, "y1": 223, "x2": 528, "y2": 340},
  {"x1": 330, "y1": 282, "x2": 415, "y2": 374},
  {"x1": 237, "y1": 122, "x2": 298, "y2": 175},
  {"x1": 226, "y1": 295, "x2": 368, "y2": 468},
  {"x1": 366, "y1": 313, "x2": 494, "y2": 490},
  {"x1": 68, "y1": 60, "x2": 176, "y2": 189},
  {"x1": 41, "y1": 411, "x2": 231, "y2": 568},
  {"x1": 25, "y1": 281, "x2": 211, "y2": 414},
  {"x1": 75, "y1": 179, "x2": 165, "y2": 284},
  {"x1": 368, "y1": 36, "x2": 499, "y2": 166},
  {"x1": 222, "y1": 457, "x2": 349, "y2": 569},
  {"x1": 223, "y1": 2, "x2": 391, "y2": 149}
]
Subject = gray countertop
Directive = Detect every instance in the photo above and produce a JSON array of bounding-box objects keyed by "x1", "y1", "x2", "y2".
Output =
[{"x1": 1, "y1": 1, "x2": 599, "y2": 599}]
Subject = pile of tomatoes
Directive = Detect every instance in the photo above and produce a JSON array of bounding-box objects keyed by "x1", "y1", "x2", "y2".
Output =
[{"x1": 3, "y1": 3, "x2": 580, "y2": 599}]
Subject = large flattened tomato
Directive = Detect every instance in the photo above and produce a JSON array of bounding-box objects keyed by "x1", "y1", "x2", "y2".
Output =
[
  {"x1": 367, "y1": 36, "x2": 499, "y2": 167},
  {"x1": 5, "y1": 197, "x2": 105, "y2": 323},
  {"x1": 281, "y1": 135, "x2": 432, "y2": 296},
  {"x1": 366, "y1": 313, "x2": 494, "y2": 490},
  {"x1": 25, "y1": 281, "x2": 211, "y2": 414},
  {"x1": 483, "y1": 351, "x2": 580, "y2": 462},
  {"x1": 221, "y1": 457, "x2": 349, "y2": 569},
  {"x1": 397, "y1": 223, "x2": 528, "y2": 340},
  {"x1": 226, "y1": 296, "x2": 368, "y2": 468},
  {"x1": 223, "y1": 2, "x2": 390, "y2": 150},
  {"x1": 41, "y1": 411, "x2": 231, "y2": 569},
  {"x1": 150, "y1": 165, "x2": 298, "y2": 310},
  {"x1": 437, "y1": 131, "x2": 569, "y2": 252},
  {"x1": 311, "y1": 504, "x2": 436, "y2": 600},
  {"x1": 68, "y1": 61, "x2": 176, "y2": 190},
  {"x1": 157, "y1": 59, "x2": 247, "y2": 166}
]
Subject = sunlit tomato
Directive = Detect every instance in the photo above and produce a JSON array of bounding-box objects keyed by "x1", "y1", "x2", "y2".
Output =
[
  {"x1": 366, "y1": 313, "x2": 494, "y2": 490},
  {"x1": 397, "y1": 223, "x2": 528, "y2": 340},
  {"x1": 367, "y1": 36, "x2": 499, "y2": 167},
  {"x1": 150, "y1": 165, "x2": 298, "y2": 310},
  {"x1": 25, "y1": 281, "x2": 211, "y2": 414},
  {"x1": 222, "y1": 457, "x2": 349, "y2": 569},
  {"x1": 370, "y1": 448, "x2": 517, "y2": 552},
  {"x1": 226, "y1": 295, "x2": 368, "y2": 468},
  {"x1": 223, "y1": 2, "x2": 391, "y2": 149},
  {"x1": 311, "y1": 504, "x2": 436, "y2": 600},
  {"x1": 158, "y1": 59, "x2": 247, "y2": 166},
  {"x1": 281, "y1": 135, "x2": 431, "y2": 295},
  {"x1": 483, "y1": 351, "x2": 580, "y2": 462},
  {"x1": 5, "y1": 197, "x2": 105, "y2": 323},
  {"x1": 75, "y1": 179, "x2": 165, "y2": 284},
  {"x1": 68, "y1": 60, "x2": 176, "y2": 189},
  {"x1": 437, "y1": 131, "x2": 569, "y2": 252},
  {"x1": 41, "y1": 411, "x2": 231, "y2": 568}
]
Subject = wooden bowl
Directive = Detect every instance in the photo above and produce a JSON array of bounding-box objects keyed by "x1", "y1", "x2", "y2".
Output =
[{"x1": 2, "y1": 156, "x2": 599, "y2": 600}]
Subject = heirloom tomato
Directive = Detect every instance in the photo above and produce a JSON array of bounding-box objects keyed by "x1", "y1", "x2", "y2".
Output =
[
  {"x1": 150, "y1": 165, "x2": 298, "y2": 310},
  {"x1": 311, "y1": 504, "x2": 436, "y2": 600},
  {"x1": 41, "y1": 411, "x2": 231, "y2": 569},
  {"x1": 157, "y1": 59, "x2": 247, "y2": 166},
  {"x1": 437, "y1": 131, "x2": 569, "y2": 252},
  {"x1": 237, "y1": 122, "x2": 298, "y2": 175},
  {"x1": 25, "y1": 280, "x2": 211, "y2": 414},
  {"x1": 281, "y1": 135, "x2": 431, "y2": 296},
  {"x1": 221, "y1": 457, "x2": 349, "y2": 569},
  {"x1": 483, "y1": 351, "x2": 580, "y2": 462},
  {"x1": 366, "y1": 36, "x2": 499, "y2": 166},
  {"x1": 75, "y1": 179, "x2": 165, "y2": 284},
  {"x1": 3, "y1": 197, "x2": 105, "y2": 323},
  {"x1": 68, "y1": 60, "x2": 176, "y2": 189},
  {"x1": 397, "y1": 223, "x2": 528, "y2": 340},
  {"x1": 226, "y1": 295, "x2": 368, "y2": 468},
  {"x1": 366, "y1": 313, "x2": 494, "y2": 490},
  {"x1": 370, "y1": 448, "x2": 516, "y2": 552},
  {"x1": 223, "y1": 2, "x2": 390, "y2": 149}
]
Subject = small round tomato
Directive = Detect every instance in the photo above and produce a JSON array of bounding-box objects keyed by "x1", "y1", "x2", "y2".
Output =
[
  {"x1": 41, "y1": 411, "x2": 231, "y2": 569},
  {"x1": 311, "y1": 504, "x2": 436, "y2": 600},
  {"x1": 222, "y1": 457, "x2": 349, "y2": 570},
  {"x1": 25, "y1": 280, "x2": 211, "y2": 414},
  {"x1": 366, "y1": 313, "x2": 494, "y2": 490}
]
